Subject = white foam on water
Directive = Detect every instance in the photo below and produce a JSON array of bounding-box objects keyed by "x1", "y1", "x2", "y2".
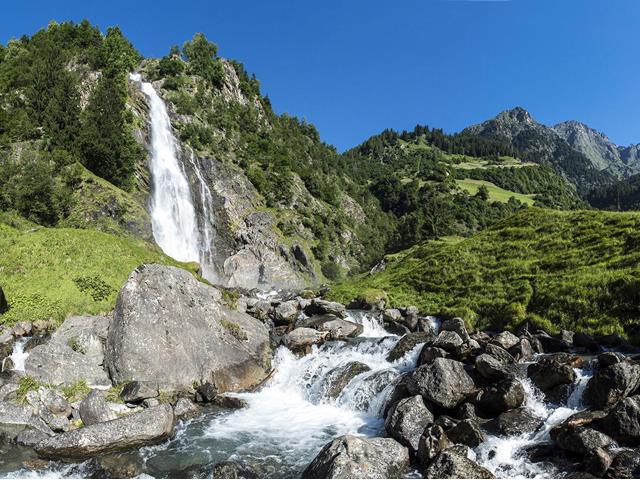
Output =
[{"x1": 9, "y1": 337, "x2": 30, "y2": 372}]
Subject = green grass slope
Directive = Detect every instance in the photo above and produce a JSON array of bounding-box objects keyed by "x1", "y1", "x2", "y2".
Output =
[
  {"x1": 329, "y1": 208, "x2": 640, "y2": 339},
  {"x1": 455, "y1": 179, "x2": 536, "y2": 205},
  {"x1": 0, "y1": 222, "x2": 193, "y2": 326}
]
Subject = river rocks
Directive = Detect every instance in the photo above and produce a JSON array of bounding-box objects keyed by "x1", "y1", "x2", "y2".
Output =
[
  {"x1": 387, "y1": 332, "x2": 434, "y2": 362},
  {"x1": 527, "y1": 356, "x2": 576, "y2": 394},
  {"x1": 596, "y1": 395, "x2": 640, "y2": 443},
  {"x1": 195, "y1": 382, "x2": 218, "y2": 403},
  {"x1": 304, "y1": 299, "x2": 347, "y2": 319},
  {"x1": 285, "y1": 328, "x2": 327, "y2": 353},
  {"x1": 35, "y1": 404, "x2": 175, "y2": 459},
  {"x1": 608, "y1": 449, "x2": 640, "y2": 478},
  {"x1": 383, "y1": 308, "x2": 402, "y2": 323},
  {"x1": 424, "y1": 449, "x2": 495, "y2": 479},
  {"x1": 302, "y1": 435, "x2": 409, "y2": 479},
  {"x1": 0, "y1": 401, "x2": 53, "y2": 441},
  {"x1": 432, "y1": 331, "x2": 464, "y2": 352},
  {"x1": 301, "y1": 315, "x2": 363, "y2": 340},
  {"x1": 273, "y1": 300, "x2": 300, "y2": 325},
  {"x1": 441, "y1": 318, "x2": 470, "y2": 343},
  {"x1": 510, "y1": 338, "x2": 534, "y2": 362},
  {"x1": 573, "y1": 332, "x2": 600, "y2": 353},
  {"x1": 598, "y1": 351, "x2": 625, "y2": 367},
  {"x1": 417, "y1": 425, "x2": 452, "y2": 466},
  {"x1": 584, "y1": 361, "x2": 640, "y2": 409},
  {"x1": 475, "y1": 354, "x2": 514, "y2": 381},
  {"x1": 212, "y1": 394, "x2": 248, "y2": 409},
  {"x1": 582, "y1": 446, "x2": 613, "y2": 477},
  {"x1": 485, "y1": 343, "x2": 515, "y2": 364},
  {"x1": 488, "y1": 408, "x2": 544, "y2": 436},
  {"x1": 385, "y1": 395, "x2": 434, "y2": 453},
  {"x1": 491, "y1": 331, "x2": 520, "y2": 351},
  {"x1": 323, "y1": 362, "x2": 371, "y2": 399},
  {"x1": 173, "y1": 397, "x2": 201, "y2": 419},
  {"x1": 418, "y1": 346, "x2": 448, "y2": 365},
  {"x1": 407, "y1": 358, "x2": 475, "y2": 409},
  {"x1": 550, "y1": 423, "x2": 613, "y2": 454},
  {"x1": 25, "y1": 315, "x2": 111, "y2": 388},
  {"x1": 105, "y1": 265, "x2": 271, "y2": 394},
  {"x1": 446, "y1": 418, "x2": 485, "y2": 447},
  {"x1": 535, "y1": 333, "x2": 571, "y2": 353},
  {"x1": 477, "y1": 379, "x2": 525, "y2": 415},
  {"x1": 120, "y1": 381, "x2": 159, "y2": 403},
  {"x1": 79, "y1": 390, "x2": 116, "y2": 426}
]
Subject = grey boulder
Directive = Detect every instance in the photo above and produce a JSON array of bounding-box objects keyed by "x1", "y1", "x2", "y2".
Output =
[
  {"x1": 385, "y1": 395, "x2": 434, "y2": 453},
  {"x1": 407, "y1": 358, "x2": 475, "y2": 409},
  {"x1": 301, "y1": 314, "x2": 363, "y2": 340},
  {"x1": 35, "y1": 404, "x2": 174, "y2": 459},
  {"x1": 424, "y1": 449, "x2": 495, "y2": 479},
  {"x1": 302, "y1": 435, "x2": 410, "y2": 479},
  {"x1": 79, "y1": 390, "x2": 117, "y2": 426},
  {"x1": 584, "y1": 361, "x2": 640, "y2": 409},
  {"x1": 105, "y1": 265, "x2": 271, "y2": 394}
]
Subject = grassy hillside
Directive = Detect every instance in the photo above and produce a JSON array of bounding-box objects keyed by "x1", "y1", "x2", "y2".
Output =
[
  {"x1": 455, "y1": 179, "x2": 536, "y2": 205},
  {"x1": 329, "y1": 208, "x2": 640, "y2": 339},
  {"x1": 0, "y1": 220, "x2": 194, "y2": 326}
]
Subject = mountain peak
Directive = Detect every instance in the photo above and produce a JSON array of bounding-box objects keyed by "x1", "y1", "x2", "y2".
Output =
[{"x1": 495, "y1": 106, "x2": 535, "y2": 125}]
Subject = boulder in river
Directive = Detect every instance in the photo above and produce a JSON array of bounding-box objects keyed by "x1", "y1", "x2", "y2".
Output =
[
  {"x1": 440, "y1": 317, "x2": 470, "y2": 343},
  {"x1": 487, "y1": 408, "x2": 544, "y2": 436},
  {"x1": 527, "y1": 356, "x2": 576, "y2": 394},
  {"x1": 432, "y1": 331, "x2": 463, "y2": 352},
  {"x1": 285, "y1": 328, "x2": 328, "y2": 354},
  {"x1": 424, "y1": 448, "x2": 495, "y2": 479},
  {"x1": 584, "y1": 361, "x2": 640, "y2": 409},
  {"x1": 387, "y1": 332, "x2": 434, "y2": 362},
  {"x1": 475, "y1": 353, "x2": 515, "y2": 381},
  {"x1": 491, "y1": 331, "x2": 520, "y2": 350},
  {"x1": 596, "y1": 395, "x2": 640, "y2": 443},
  {"x1": 477, "y1": 379, "x2": 525, "y2": 415},
  {"x1": 418, "y1": 346, "x2": 448, "y2": 365},
  {"x1": 35, "y1": 404, "x2": 174, "y2": 459},
  {"x1": 407, "y1": 358, "x2": 475, "y2": 410},
  {"x1": 301, "y1": 314, "x2": 363, "y2": 340},
  {"x1": 446, "y1": 418, "x2": 485, "y2": 447},
  {"x1": 273, "y1": 300, "x2": 300, "y2": 325},
  {"x1": 608, "y1": 449, "x2": 640, "y2": 479},
  {"x1": 417, "y1": 425, "x2": 452, "y2": 466},
  {"x1": 322, "y1": 362, "x2": 371, "y2": 399},
  {"x1": 304, "y1": 299, "x2": 347, "y2": 319},
  {"x1": 385, "y1": 394, "x2": 434, "y2": 453},
  {"x1": 550, "y1": 424, "x2": 613, "y2": 454},
  {"x1": 302, "y1": 435, "x2": 410, "y2": 479},
  {"x1": 105, "y1": 265, "x2": 271, "y2": 394}
]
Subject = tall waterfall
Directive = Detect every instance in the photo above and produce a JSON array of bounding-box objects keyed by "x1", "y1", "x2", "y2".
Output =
[{"x1": 130, "y1": 74, "x2": 215, "y2": 275}]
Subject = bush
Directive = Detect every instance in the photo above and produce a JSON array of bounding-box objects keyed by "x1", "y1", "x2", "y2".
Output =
[{"x1": 321, "y1": 261, "x2": 341, "y2": 281}]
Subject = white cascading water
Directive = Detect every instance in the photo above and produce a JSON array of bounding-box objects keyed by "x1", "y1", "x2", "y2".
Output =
[
  {"x1": 129, "y1": 73, "x2": 201, "y2": 264},
  {"x1": 9, "y1": 337, "x2": 30, "y2": 372},
  {"x1": 139, "y1": 311, "x2": 434, "y2": 477}
]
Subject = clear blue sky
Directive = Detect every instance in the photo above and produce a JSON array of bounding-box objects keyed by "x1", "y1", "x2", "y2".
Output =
[{"x1": 2, "y1": 0, "x2": 638, "y2": 151}]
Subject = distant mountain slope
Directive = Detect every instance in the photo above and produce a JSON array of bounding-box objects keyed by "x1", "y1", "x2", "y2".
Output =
[
  {"x1": 587, "y1": 173, "x2": 640, "y2": 211},
  {"x1": 329, "y1": 208, "x2": 640, "y2": 340},
  {"x1": 463, "y1": 107, "x2": 612, "y2": 191},
  {"x1": 553, "y1": 120, "x2": 640, "y2": 178}
]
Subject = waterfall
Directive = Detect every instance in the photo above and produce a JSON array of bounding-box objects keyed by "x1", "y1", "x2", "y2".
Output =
[
  {"x1": 9, "y1": 337, "x2": 30, "y2": 372},
  {"x1": 130, "y1": 73, "x2": 204, "y2": 265}
]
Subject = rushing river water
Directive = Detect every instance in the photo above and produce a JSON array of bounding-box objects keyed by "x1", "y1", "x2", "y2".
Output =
[{"x1": 1, "y1": 313, "x2": 597, "y2": 479}]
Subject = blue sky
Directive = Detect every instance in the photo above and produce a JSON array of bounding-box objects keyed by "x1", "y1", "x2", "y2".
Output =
[{"x1": 2, "y1": 0, "x2": 638, "y2": 151}]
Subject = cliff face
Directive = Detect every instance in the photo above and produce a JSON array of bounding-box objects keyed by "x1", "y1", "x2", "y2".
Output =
[{"x1": 127, "y1": 59, "x2": 364, "y2": 290}]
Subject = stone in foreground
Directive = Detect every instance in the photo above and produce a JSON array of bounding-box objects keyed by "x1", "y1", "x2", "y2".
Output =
[
  {"x1": 302, "y1": 435, "x2": 409, "y2": 478},
  {"x1": 35, "y1": 404, "x2": 174, "y2": 459}
]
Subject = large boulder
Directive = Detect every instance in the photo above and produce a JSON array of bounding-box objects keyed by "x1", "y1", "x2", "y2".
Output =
[
  {"x1": 596, "y1": 395, "x2": 640, "y2": 443},
  {"x1": 304, "y1": 299, "x2": 347, "y2": 319},
  {"x1": 487, "y1": 408, "x2": 544, "y2": 436},
  {"x1": 25, "y1": 315, "x2": 111, "y2": 387},
  {"x1": 527, "y1": 356, "x2": 576, "y2": 394},
  {"x1": 417, "y1": 425, "x2": 452, "y2": 466},
  {"x1": 446, "y1": 418, "x2": 485, "y2": 447},
  {"x1": 35, "y1": 404, "x2": 174, "y2": 459},
  {"x1": 285, "y1": 328, "x2": 327, "y2": 354},
  {"x1": 322, "y1": 362, "x2": 371, "y2": 399},
  {"x1": 475, "y1": 354, "x2": 515, "y2": 381},
  {"x1": 79, "y1": 390, "x2": 116, "y2": 426},
  {"x1": 0, "y1": 401, "x2": 53, "y2": 441},
  {"x1": 477, "y1": 379, "x2": 525, "y2": 415},
  {"x1": 407, "y1": 358, "x2": 475, "y2": 409},
  {"x1": 440, "y1": 318, "x2": 470, "y2": 343},
  {"x1": 584, "y1": 361, "x2": 640, "y2": 409},
  {"x1": 424, "y1": 449, "x2": 495, "y2": 479},
  {"x1": 550, "y1": 424, "x2": 613, "y2": 454},
  {"x1": 385, "y1": 395, "x2": 434, "y2": 453},
  {"x1": 273, "y1": 300, "x2": 300, "y2": 325},
  {"x1": 302, "y1": 435, "x2": 409, "y2": 479},
  {"x1": 491, "y1": 331, "x2": 520, "y2": 350},
  {"x1": 432, "y1": 331, "x2": 464, "y2": 352},
  {"x1": 301, "y1": 314, "x2": 363, "y2": 340},
  {"x1": 387, "y1": 332, "x2": 434, "y2": 362},
  {"x1": 105, "y1": 265, "x2": 271, "y2": 394}
]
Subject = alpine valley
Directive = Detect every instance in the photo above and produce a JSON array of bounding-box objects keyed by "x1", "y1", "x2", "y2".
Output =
[{"x1": 1, "y1": 20, "x2": 640, "y2": 480}]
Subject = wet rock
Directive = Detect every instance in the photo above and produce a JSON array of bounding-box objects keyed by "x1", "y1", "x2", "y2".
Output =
[
  {"x1": 432, "y1": 331, "x2": 464, "y2": 352},
  {"x1": 173, "y1": 397, "x2": 201, "y2": 419},
  {"x1": 273, "y1": 300, "x2": 300, "y2": 325},
  {"x1": 477, "y1": 379, "x2": 525, "y2": 415},
  {"x1": 0, "y1": 331, "x2": 14, "y2": 359},
  {"x1": 120, "y1": 381, "x2": 159, "y2": 403},
  {"x1": 457, "y1": 403, "x2": 479, "y2": 421},
  {"x1": 509, "y1": 338, "x2": 534, "y2": 362},
  {"x1": 211, "y1": 460, "x2": 259, "y2": 479},
  {"x1": 0, "y1": 401, "x2": 53, "y2": 441},
  {"x1": 35, "y1": 404, "x2": 174, "y2": 459},
  {"x1": 435, "y1": 415, "x2": 459, "y2": 430},
  {"x1": 348, "y1": 369, "x2": 398, "y2": 411},
  {"x1": 245, "y1": 299, "x2": 272, "y2": 321},
  {"x1": 385, "y1": 395, "x2": 434, "y2": 453},
  {"x1": 446, "y1": 418, "x2": 485, "y2": 447},
  {"x1": 485, "y1": 343, "x2": 515, "y2": 364},
  {"x1": 573, "y1": 332, "x2": 600, "y2": 353},
  {"x1": 195, "y1": 382, "x2": 218, "y2": 403},
  {"x1": 301, "y1": 435, "x2": 410, "y2": 479},
  {"x1": 407, "y1": 358, "x2": 475, "y2": 410},
  {"x1": 491, "y1": 331, "x2": 520, "y2": 350},
  {"x1": 387, "y1": 332, "x2": 434, "y2": 362},
  {"x1": 385, "y1": 322, "x2": 411, "y2": 336},
  {"x1": 440, "y1": 318, "x2": 470, "y2": 343},
  {"x1": 323, "y1": 362, "x2": 371, "y2": 399},
  {"x1": 301, "y1": 314, "x2": 363, "y2": 340},
  {"x1": 584, "y1": 361, "x2": 640, "y2": 409},
  {"x1": 424, "y1": 449, "x2": 495, "y2": 479},
  {"x1": 550, "y1": 424, "x2": 613, "y2": 454},
  {"x1": 487, "y1": 408, "x2": 544, "y2": 436},
  {"x1": 16, "y1": 427, "x2": 51, "y2": 447},
  {"x1": 418, "y1": 346, "x2": 448, "y2": 366},
  {"x1": 417, "y1": 425, "x2": 452, "y2": 466},
  {"x1": 582, "y1": 447, "x2": 613, "y2": 477},
  {"x1": 598, "y1": 351, "x2": 625, "y2": 367},
  {"x1": 106, "y1": 265, "x2": 271, "y2": 394},
  {"x1": 79, "y1": 390, "x2": 117, "y2": 426},
  {"x1": 212, "y1": 394, "x2": 248, "y2": 409},
  {"x1": 285, "y1": 328, "x2": 327, "y2": 354},
  {"x1": 608, "y1": 449, "x2": 640, "y2": 478},
  {"x1": 535, "y1": 334, "x2": 570, "y2": 353},
  {"x1": 475, "y1": 354, "x2": 515, "y2": 381},
  {"x1": 382, "y1": 309, "x2": 402, "y2": 323},
  {"x1": 304, "y1": 299, "x2": 347, "y2": 319},
  {"x1": 402, "y1": 306, "x2": 419, "y2": 330},
  {"x1": 527, "y1": 356, "x2": 576, "y2": 394},
  {"x1": 596, "y1": 395, "x2": 640, "y2": 443},
  {"x1": 98, "y1": 452, "x2": 143, "y2": 478}
]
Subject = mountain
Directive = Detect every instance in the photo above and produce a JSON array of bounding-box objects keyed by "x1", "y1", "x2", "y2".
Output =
[
  {"x1": 587, "y1": 173, "x2": 640, "y2": 211},
  {"x1": 463, "y1": 107, "x2": 612, "y2": 191},
  {"x1": 329, "y1": 207, "x2": 640, "y2": 340},
  {"x1": 553, "y1": 120, "x2": 640, "y2": 178}
]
